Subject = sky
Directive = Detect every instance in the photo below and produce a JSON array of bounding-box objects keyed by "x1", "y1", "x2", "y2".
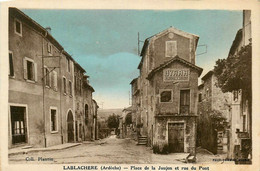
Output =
[{"x1": 21, "y1": 9, "x2": 243, "y2": 109}]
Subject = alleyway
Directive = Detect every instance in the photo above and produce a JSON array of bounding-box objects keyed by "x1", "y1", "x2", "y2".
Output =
[{"x1": 9, "y1": 135, "x2": 228, "y2": 164}]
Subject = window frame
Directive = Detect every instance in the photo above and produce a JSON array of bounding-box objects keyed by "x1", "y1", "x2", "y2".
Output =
[
  {"x1": 165, "y1": 40, "x2": 177, "y2": 57},
  {"x1": 159, "y1": 89, "x2": 173, "y2": 103},
  {"x1": 23, "y1": 57, "x2": 37, "y2": 83},
  {"x1": 14, "y1": 18, "x2": 22, "y2": 36},
  {"x1": 50, "y1": 106, "x2": 58, "y2": 133}
]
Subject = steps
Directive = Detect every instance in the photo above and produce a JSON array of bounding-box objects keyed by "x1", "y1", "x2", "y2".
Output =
[{"x1": 137, "y1": 136, "x2": 147, "y2": 145}]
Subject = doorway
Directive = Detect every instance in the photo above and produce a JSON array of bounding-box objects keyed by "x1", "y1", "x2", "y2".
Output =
[
  {"x1": 10, "y1": 106, "x2": 27, "y2": 145},
  {"x1": 168, "y1": 123, "x2": 184, "y2": 153},
  {"x1": 67, "y1": 111, "x2": 74, "y2": 142}
]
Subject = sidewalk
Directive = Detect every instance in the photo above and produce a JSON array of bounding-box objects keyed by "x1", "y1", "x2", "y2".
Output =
[{"x1": 8, "y1": 143, "x2": 82, "y2": 156}]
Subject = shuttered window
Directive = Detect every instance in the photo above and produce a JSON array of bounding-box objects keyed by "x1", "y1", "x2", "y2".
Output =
[
  {"x1": 23, "y1": 57, "x2": 37, "y2": 82},
  {"x1": 166, "y1": 41, "x2": 177, "y2": 57},
  {"x1": 53, "y1": 71, "x2": 58, "y2": 91}
]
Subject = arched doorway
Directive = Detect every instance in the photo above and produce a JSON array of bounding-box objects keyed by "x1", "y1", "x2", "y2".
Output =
[{"x1": 67, "y1": 110, "x2": 74, "y2": 143}]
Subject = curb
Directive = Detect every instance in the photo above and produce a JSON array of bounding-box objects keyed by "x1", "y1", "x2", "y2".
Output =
[{"x1": 8, "y1": 143, "x2": 82, "y2": 156}]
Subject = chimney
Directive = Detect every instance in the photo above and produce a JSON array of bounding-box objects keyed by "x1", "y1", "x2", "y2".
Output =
[{"x1": 45, "y1": 27, "x2": 51, "y2": 34}]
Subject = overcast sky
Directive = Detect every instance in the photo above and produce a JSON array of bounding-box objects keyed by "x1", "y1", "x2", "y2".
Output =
[{"x1": 22, "y1": 9, "x2": 242, "y2": 109}]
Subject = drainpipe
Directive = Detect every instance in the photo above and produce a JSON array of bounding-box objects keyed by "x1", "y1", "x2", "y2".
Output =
[
  {"x1": 60, "y1": 49, "x2": 64, "y2": 144},
  {"x1": 42, "y1": 33, "x2": 46, "y2": 147}
]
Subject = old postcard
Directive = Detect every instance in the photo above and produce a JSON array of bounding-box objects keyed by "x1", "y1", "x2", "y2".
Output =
[{"x1": 0, "y1": 0, "x2": 260, "y2": 171}]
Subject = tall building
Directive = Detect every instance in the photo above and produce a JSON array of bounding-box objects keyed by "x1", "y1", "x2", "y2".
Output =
[
  {"x1": 131, "y1": 27, "x2": 203, "y2": 154},
  {"x1": 8, "y1": 8, "x2": 97, "y2": 148},
  {"x1": 227, "y1": 10, "x2": 252, "y2": 162}
]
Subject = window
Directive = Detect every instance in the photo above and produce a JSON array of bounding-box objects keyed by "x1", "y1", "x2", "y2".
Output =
[
  {"x1": 198, "y1": 93, "x2": 202, "y2": 102},
  {"x1": 44, "y1": 67, "x2": 51, "y2": 87},
  {"x1": 63, "y1": 77, "x2": 66, "y2": 94},
  {"x1": 69, "y1": 80, "x2": 72, "y2": 96},
  {"x1": 180, "y1": 90, "x2": 190, "y2": 115},
  {"x1": 85, "y1": 104, "x2": 89, "y2": 124},
  {"x1": 160, "y1": 90, "x2": 172, "y2": 103},
  {"x1": 14, "y1": 19, "x2": 22, "y2": 36},
  {"x1": 50, "y1": 108, "x2": 58, "y2": 132},
  {"x1": 206, "y1": 88, "x2": 210, "y2": 97},
  {"x1": 79, "y1": 79, "x2": 82, "y2": 94},
  {"x1": 47, "y1": 43, "x2": 52, "y2": 54},
  {"x1": 233, "y1": 90, "x2": 238, "y2": 101},
  {"x1": 166, "y1": 41, "x2": 177, "y2": 57},
  {"x1": 23, "y1": 57, "x2": 37, "y2": 82},
  {"x1": 9, "y1": 51, "x2": 14, "y2": 77},
  {"x1": 53, "y1": 71, "x2": 58, "y2": 91},
  {"x1": 67, "y1": 58, "x2": 70, "y2": 72}
]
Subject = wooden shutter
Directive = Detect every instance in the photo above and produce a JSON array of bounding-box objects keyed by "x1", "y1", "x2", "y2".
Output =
[
  {"x1": 23, "y1": 58, "x2": 27, "y2": 80},
  {"x1": 53, "y1": 71, "x2": 57, "y2": 90},
  {"x1": 34, "y1": 63, "x2": 37, "y2": 82}
]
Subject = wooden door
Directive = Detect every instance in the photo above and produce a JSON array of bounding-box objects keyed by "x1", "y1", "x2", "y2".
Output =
[
  {"x1": 10, "y1": 106, "x2": 27, "y2": 144},
  {"x1": 168, "y1": 123, "x2": 184, "y2": 153},
  {"x1": 67, "y1": 111, "x2": 74, "y2": 143}
]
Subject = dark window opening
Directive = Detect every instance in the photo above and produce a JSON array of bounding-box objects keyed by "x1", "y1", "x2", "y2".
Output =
[
  {"x1": 160, "y1": 90, "x2": 172, "y2": 102},
  {"x1": 15, "y1": 20, "x2": 21, "y2": 34},
  {"x1": 198, "y1": 93, "x2": 202, "y2": 102},
  {"x1": 69, "y1": 81, "x2": 72, "y2": 96},
  {"x1": 9, "y1": 52, "x2": 14, "y2": 76},
  {"x1": 51, "y1": 109, "x2": 57, "y2": 132},
  {"x1": 27, "y1": 60, "x2": 34, "y2": 81},
  {"x1": 85, "y1": 104, "x2": 89, "y2": 124},
  {"x1": 63, "y1": 77, "x2": 66, "y2": 94}
]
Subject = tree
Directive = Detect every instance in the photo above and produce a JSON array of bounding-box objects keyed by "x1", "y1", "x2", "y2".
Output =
[
  {"x1": 214, "y1": 44, "x2": 252, "y2": 98},
  {"x1": 107, "y1": 113, "x2": 119, "y2": 129}
]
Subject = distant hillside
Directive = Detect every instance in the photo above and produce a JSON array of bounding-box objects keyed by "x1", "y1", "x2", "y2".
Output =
[{"x1": 97, "y1": 108, "x2": 123, "y2": 120}]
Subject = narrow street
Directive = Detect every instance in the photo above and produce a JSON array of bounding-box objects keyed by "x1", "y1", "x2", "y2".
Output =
[{"x1": 9, "y1": 135, "x2": 227, "y2": 164}]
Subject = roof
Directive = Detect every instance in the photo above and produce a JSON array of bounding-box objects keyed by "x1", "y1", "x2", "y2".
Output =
[
  {"x1": 92, "y1": 99, "x2": 99, "y2": 108},
  {"x1": 138, "y1": 27, "x2": 199, "y2": 70},
  {"x1": 201, "y1": 70, "x2": 214, "y2": 81},
  {"x1": 122, "y1": 106, "x2": 135, "y2": 112},
  {"x1": 147, "y1": 55, "x2": 203, "y2": 80},
  {"x1": 228, "y1": 29, "x2": 243, "y2": 57},
  {"x1": 130, "y1": 78, "x2": 138, "y2": 85},
  {"x1": 84, "y1": 82, "x2": 95, "y2": 92},
  {"x1": 75, "y1": 62, "x2": 86, "y2": 73}
]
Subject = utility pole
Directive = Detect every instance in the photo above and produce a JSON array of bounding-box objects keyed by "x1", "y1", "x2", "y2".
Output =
[{"x1": 138, "y1": 32, "x2": 140, "y2": 55}]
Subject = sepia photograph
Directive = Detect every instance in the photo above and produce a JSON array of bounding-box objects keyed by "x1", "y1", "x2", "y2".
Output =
[{"x1": 1, "y1": 1, "x2": 260, "y2": 171}]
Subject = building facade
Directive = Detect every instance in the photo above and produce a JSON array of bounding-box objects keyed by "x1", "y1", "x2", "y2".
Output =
[
  {"x1": 227, "y1": 10, "x2": 252, "y2": 162},
  {"x1": 197, "y1": 71, "x2": 232, "y2": 154},
  {"x1": 131, "y1": 27, "x2": 203, "y2": 154},
  {"x1": 8, "y1": 8, "x2": 97, "y2": 148}
]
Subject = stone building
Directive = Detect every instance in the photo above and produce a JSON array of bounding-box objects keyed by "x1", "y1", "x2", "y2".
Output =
[
  {"x1": 226, "y1": 10, "x2": 252, "y2": 162},
  {"x1": 8, "y1": 8, "x2": 97, "y2": 148},
  {"x1": 197, "y1": 70, "x2": 231, "y2": 154},
  {"x1": 131, "y1": 27, "x2": 203, "y2": 154}
]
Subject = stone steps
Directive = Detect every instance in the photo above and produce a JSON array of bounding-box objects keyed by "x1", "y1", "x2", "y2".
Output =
[{"x1": 137, "y1": 136, "x2": 147, "y2": 145}]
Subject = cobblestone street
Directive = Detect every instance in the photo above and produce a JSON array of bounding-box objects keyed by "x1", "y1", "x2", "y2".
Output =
[{"x1": 9, "y1": 135, "x2": 228, "y2": 164}]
